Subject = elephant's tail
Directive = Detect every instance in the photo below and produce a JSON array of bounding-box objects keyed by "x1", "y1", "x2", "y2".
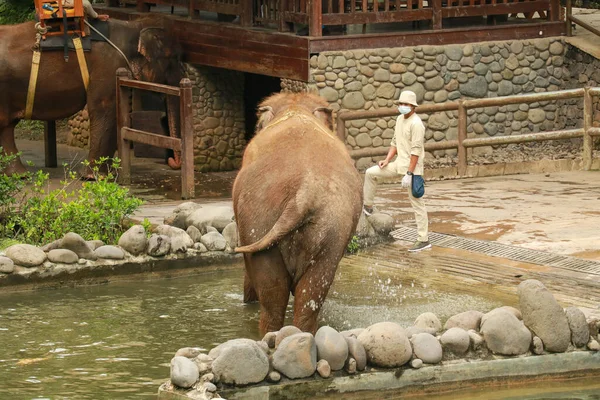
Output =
[{"x1": 235, "y1": 200, "x2": 306, "y2": 254}]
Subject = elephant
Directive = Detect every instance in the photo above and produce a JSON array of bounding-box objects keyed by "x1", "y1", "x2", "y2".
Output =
[
  {"x1": 233, "y1": 92, "x2": 363, "y2": 336},
  {"x1": 0, "y1": 16, "x2": 183, "y2": 176}
]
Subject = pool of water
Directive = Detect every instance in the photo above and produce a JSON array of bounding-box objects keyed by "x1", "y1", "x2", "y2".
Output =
[{"x1": 0, "y1": 252, "x2": 591, "y2": 399}]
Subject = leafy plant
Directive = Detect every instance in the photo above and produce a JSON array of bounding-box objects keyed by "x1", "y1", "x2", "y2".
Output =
[
  {"x1": 346, "y1": 235, "x2": 360, "y2": 254},
  {"x1": 8, "y1": 157, "x2": 143, "y2": 245},
  {"x1": 0, "y1": 0, "x2": 35, "y2": 25},
  {"x1": 141, "y1": 218, "x2": 153, "y2": 237},
  {"x1": 0, "y1": 148, "x2": 31, "y2": 224}
]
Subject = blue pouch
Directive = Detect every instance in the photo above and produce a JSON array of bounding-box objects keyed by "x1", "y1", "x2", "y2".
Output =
[{"x1": 411, "y1": 175, "x2": 425, "y2": 198}]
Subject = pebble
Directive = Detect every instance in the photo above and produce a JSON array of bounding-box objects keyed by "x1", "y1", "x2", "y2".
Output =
[
  {"x1": 317, "y1": 359, "x2": 331, "y2": 378},
  {"x1": 410, "y1": 358, "x2": 424, "y2": 369}
]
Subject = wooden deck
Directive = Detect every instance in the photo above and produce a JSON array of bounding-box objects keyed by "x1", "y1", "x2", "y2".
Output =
[{"x1": 98, "y1": 0, "x2": 566, "y2": 81}]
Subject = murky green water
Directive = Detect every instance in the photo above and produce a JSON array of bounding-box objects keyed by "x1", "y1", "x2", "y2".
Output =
[{"x1": 0, "y1": 257, "x2": 594, "y2": 399}]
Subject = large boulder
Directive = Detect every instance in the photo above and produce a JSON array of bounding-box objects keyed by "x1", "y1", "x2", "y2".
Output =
[
  {"x1": 344, "y1": 336, "x2": 367, "y2": 371},
  {"x1": 440, "y1": 327, "x2": 470, "y2": 355},
  {"x1": 61, "y1": 232, "x2": 97, "y2": 260},
  {"x1": 272, "y1": 333, "x2": 317, "y2": 379},
  {"x1": 118, "y1": 225, "x2": 148, "y2": 256},
  {"x1": 186, "y1": 226, "x2": 203, "y2": 243},
  {"x1": 147, "y1": 234, "x2": 171, "y2": 257},
  {"x1": 5, "y1": 244, "x2": 46, "y2": 267},
  {"x1": 222, "y1": 222, "x2": 239, "y2": 252},
  {"x1": 444, "y1": 310, "x2": 484, "y2": 331},
  {"x1": 86, "y1": 240, "x2": 105, "y2": 251},
  {"x1": 164, "y1": 202, "x2": 202, "y2": 230},
  {"x1": 480, "y1": 308, "x2": 531, "y2": 355},
  {"x1": 170, "y1": 356, "x2": 199, "y2": 389},
  {"x1": 315, "y1": 326, "x2": 348, "y2": 371},
  {"x1": 357, "y1": 322, "x2": 412, "y2": 367},
  {"x1": 410, "y1": 332, "x2": 443, "y2": 364},
  {"x1": 276, "y1": 325, "x2": 303, "y2": 348},
  {"x1": 565, "y1": 307, "x2": 590, "y2": 348},
  {"x1": 414, "y1": 312, "x2": 442, "y2": 334},
  {"x1": 200, "y1": 232, "x2": 227, "y2": 252},
  {"x1": 47, "y1": 249, "x2": 79, "y2": 264},
  {"x1": 340, "y1": 328, "x2": 365, "y2": 339},
  {"x1": 94, "y1": 245, "x2": 125, "y2": 260},
  {"x1": 186, "y1": 206, "x2": 235, "y2": 233},
  {"x1": 211, "y1": 341, "x2": 270, "y2": 385},
  {"x1": 208, "y1": 338, "x2": 263, "y2": 360},
  {"x1": 155, "y1": 225, "x2": 193, "y2": 253},
  {"x1": 518, "y1": 279, "x2": 570, "y2": 353},
  {"x1": 367, "y1": 213, "x2": 394, "y2": 236},
  {"x1": 0, "y1": 256, "x2": 15, "y2": 273}
]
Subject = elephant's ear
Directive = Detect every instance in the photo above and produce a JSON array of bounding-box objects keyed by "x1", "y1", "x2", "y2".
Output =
[
  {"x1": 256, "y1": 106, "x2": 274, "y2": 131},
  {"x1": 313, "y1": 107, "x2": 333, "y2": 131}
]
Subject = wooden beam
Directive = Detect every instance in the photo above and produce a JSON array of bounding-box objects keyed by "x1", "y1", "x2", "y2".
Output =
[
  {"x1": 322, "y1": 9, "x2": 433, "y2": 25},
  {"x1": 441, "y1": 0, "x2": 550, "y2": 18},
  {"x1": 121, "y1": 127, "x2": 183, "y2": 151},
  {"x1": 309, "y1": 0, "x2": 323, "y2": 37},
  {"x1": 118, "y1": 78, "x2": 181, "y2": 96}
]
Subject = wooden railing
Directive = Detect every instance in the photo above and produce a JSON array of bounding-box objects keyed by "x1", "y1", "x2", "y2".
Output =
[
  {"x1": 336, "y1": 88, "x2": 600, "y2": 175},
  {"x1": 116, "y1": 68, "x2": 195, "y2": 199},
  {"x1": 566, "y1": 0, "x2": 600, "y2": 37}
]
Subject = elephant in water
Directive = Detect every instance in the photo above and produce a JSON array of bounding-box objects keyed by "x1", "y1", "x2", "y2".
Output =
[
  {"x1": 0, "y1": 17, "x2": 183, "y2": 176},
  {"x1": 233, "y1": 92, "x2": 363, "y2": 335}
]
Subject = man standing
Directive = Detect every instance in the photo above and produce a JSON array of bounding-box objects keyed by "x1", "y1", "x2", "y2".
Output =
[{"x1": 362, "y1": 90, "x2": 431, "y2": 252}]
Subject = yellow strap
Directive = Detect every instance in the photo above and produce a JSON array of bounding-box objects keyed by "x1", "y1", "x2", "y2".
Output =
[
  {"x1": 73, "y1": 37, "x2": 89, "y2": 91},
  {"x1": 25, "y1": 51, "x2": 42, "y2": 120}
]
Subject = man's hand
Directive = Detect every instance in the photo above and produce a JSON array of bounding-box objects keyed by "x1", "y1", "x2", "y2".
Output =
[
  {"x1": 378, "y1": 160, "x2": 389, "y2": 169},
  {"x1": 401, "y1": 174, "x2": 412, "y2": 188},
  {"x1": 98, "y1": 14, "x2": 110, "y2": 21}
]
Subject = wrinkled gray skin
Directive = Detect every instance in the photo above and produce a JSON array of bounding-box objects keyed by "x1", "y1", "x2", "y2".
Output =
[{"x1": 0, "y1": 17, "x2": 183, "y2": 176}]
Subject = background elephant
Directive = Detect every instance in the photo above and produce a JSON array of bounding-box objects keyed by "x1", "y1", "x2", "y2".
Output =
[
  {"x1": 0, "y1": 17, "x2": 183, "y2": 176},
  {"x1": 233, "y1": 92, "x2": 363, "y2": 336}
]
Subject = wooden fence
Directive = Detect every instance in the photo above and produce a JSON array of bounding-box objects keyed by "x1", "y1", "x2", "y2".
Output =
[
  {"x1": 116, "y1": 68, "x2": 195, "y2": 199},
  {"x1": 336, "y1": 88, "x2": 600, "y2": 175}
]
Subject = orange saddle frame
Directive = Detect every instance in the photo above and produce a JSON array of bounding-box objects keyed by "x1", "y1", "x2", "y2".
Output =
[{"x1": 34, "y1": 0, "x2": 86, "y2": 38}]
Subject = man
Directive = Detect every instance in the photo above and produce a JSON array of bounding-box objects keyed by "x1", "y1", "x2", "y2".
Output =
[
  {"x1": 63, "y1": 0, "x2": 110, "y2": 22},
  {"x1": 362, "y1": 90, "x2": 431, "y2": 252}
]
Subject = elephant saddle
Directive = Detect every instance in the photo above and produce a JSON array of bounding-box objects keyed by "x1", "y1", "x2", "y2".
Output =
[{"x1": 34, "y1": 0, "x2": 86, "y2": 39}]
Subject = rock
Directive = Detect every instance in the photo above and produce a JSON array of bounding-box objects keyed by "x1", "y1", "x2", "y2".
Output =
[
  {"x1": 315, "y1": 326, "x2": 348, "y2": 371},
  {"x1": 532, "y1": 336, "x2": 544, "y2": 354},
  {"x1": 444, "y1": 310, "x2": 484, "y2": 331},
  {"x1": 367, "y1": 213, "x2": 394, "y2": 236},
  {"x1": 528, "y1": 109, "x2": 546, "y2": 124},
  {"x1": 200, "y1": 232, "x2": 227, "y2": 252},
  {"x1": 118, "y1": 225, "x2": 148, "y2": 256},
  {"x1": 267, "y1": 371, "x2": 281, "y2": 383},
  {"x1": 440, "y1": 327, "x2": 470, "y2": 355},
  {"x1": 459, "y1": 76, "x2": 488, "y2": 98},
  {"x1": 175, "y1": 347, "x2": 202, "y2": 359},
  {"x1": 263, "y1": 331, "x2": 277, "y2": 348},
  {"x1": 497, "y1": 306, "x2": 522, "y2": 320},
  {"x1": 411, "y1": 333, "x2": 443, "y2": 364},
  {"x1": 411, "y1": 358, "x2": 424, "y2": 369},
  {"x1": 206, "y1": 226, "x2": 218, "y2": 234},
  {"x1": 468, "y1": 330, "x2": 484, "y2": 350},
  {"x1": 5, "y1": 244, "x2": 47, "y2": 267},
  {"x1": 565, "y1": 307, "x2": 590, "y2": 348},
  {"x1": 414, "y1": 312, "x2": 442, "y2": 334},
  {"x1": 86, "y1": 240, "x2": 105, "y2": 251},
  {"x1": 47, "y1": 249, "x2": 78, "y2": 264},
  {"x1": 342, "y1": 92, "x2": 365, "y2": 110},
  {"x1": 357, "y1": 322, "x2": 412, "y2": 367},
  {"x1": 155, "y1": 225, "x2": 193, "y2": 253},
  {"x1": 272, "y1": 333, "x2": 317, "y2": 379},
  {"x1": 211, "y1": 341, "x2": 270, "y2": 385},
  {"x1": 94, "y1": 245, "x2": 125, "y2": 260},
  {"x1": 164, "y1": 202, "x2": 202, "y2": 229},
  {"x1": 480, "y1": 309, "x2": 531, "y2": 355},
  {"x1": 203, "y1": 382, "x2": 217, "y2": 392},
  {"x1": 345, "y1": 357, "x2": 357, "y2": 374},
  {"x1": 518, "y1": 279, "x2": 570, "y2": 353},
  {"x1": 170, "y1": 356, "x2": 199, "y2": 389},
  {"x1": 186, "y1": 206, "x2": 235, "y2": 233},
  {"x1": 316, "y1": 359, "x2": 331, "y2": 378},
  {"x1": 222, "y1": 222, "x2": 239, "y2": 252},
  {"x1": 147, "y1": 234, "x2": 171, "y2": 257},
  {"x1": 428, "y1": 113, "x2": 450, "y2": 131},
  {"x1": 588, "y1": 318, "x2": 599, "y2": 339},
  {"x1": 405, "y1": 326, "x2": 429, "y2": 338},
  {"x1": 41, "y1": 239, "x2": 62, "y2": 252},
  {"x1": 208, "y1": 338, "x2": 263, "y2": 360},
  {"x1": 276, "y1": 325, "x2": 303, "y2": 347},
  {"x1": 186, "y1": 226, "x2": 203, "y2": 243},
  {"x1": 0, "y1": 256, "x2": 15, "y2": 273},
  {"x1": 344, "y1": 336, "x2": 367, "y2": 371},
  {"x1": 340, "y1": 328, "x2": 365, "y2": 339},
  {"x1": 588, "y1": 339, "x2": 600, "y2": 351},
  {"x1": 549, "y1": 41, "x2": 564, "y2": 55},
  {"x1": 193, "y1": 242, "x2": 208, "y2": 253},
  {"x1": 60, "y1": 232, "x2": 97, "y2": 260}
]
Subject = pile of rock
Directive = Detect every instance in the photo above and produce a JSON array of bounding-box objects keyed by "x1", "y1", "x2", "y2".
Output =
[
  {"x1": 160, "y1": 279, "x2": 599, "y2": 399},
  {"x1": 67, "y1": 107, "x2": 89, "y2": 149}
]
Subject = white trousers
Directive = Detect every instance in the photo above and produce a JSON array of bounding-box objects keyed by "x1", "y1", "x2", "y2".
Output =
[{"x1": 363, "y1": 162, "x2": 429, "y2": 242}]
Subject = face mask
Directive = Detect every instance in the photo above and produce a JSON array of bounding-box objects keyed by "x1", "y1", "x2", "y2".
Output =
[{"x1": 398, "y1": 105, "x2": 412, "y2": 115}]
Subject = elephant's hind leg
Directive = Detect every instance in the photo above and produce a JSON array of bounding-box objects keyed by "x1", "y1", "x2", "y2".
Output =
[
  {"x1": 243, "y1": 256, "x2": 258, "y2": 303},
  {"x1": 247, "y1": 248, "x2": 291, "y2": 336},
  {"x1": 0, "y1": 121, "x2": 27, "y2": 175}
]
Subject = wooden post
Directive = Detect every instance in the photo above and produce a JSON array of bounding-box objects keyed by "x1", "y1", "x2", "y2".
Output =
[
  {"x1": 240, "y1": 0, "x2": 253, "y2": 26},
  {"x1": 309, "y1": 0, "x2": 323, "y2": 37},
  {"x1": 116, "y1": 68, "x2": 132, "y2": 185},
  {"x1": 336, "y1": 112, "x2": 346, "y2": 142},
  {"x1": 188, "y1": 0, "x2": 195, "y2": 19},
  {"x1": 583, "y1": 87, "x2": 593, "y2": 171},
  {"x1": 549, "y1": 0, "x2": 560, "y2": 21},
  {"x1": 457, "y1": 100, "x2": 467, "y2": 176},
  {"x1": 136, "y1": 0, "x2": 150, "y2": 12},
  {"x1": 566, "y1": 0, "x2": 572, "y2": 36},
  {"x1": 179, "y1": 78, "x2": 195, "y2": 199},
  {"x1": 432, "y1": 0, "x2": 442, "y2": 30},
  {"x1": 44, "y1": 121, "x2": 57, "y2": 168}
]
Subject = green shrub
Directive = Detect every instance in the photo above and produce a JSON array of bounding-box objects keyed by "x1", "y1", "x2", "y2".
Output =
[
  {"x1": 8, "y1": 158, "x2": 143, "y2": 245},
  {"x1": 0, "y1": 148, "x2": 31, "y2": 222},
  {"x1": 346, "y1": 235, "x2": 360, "y2": 254},
  {"x1": 0, "y1": 0, "x2": 35, "y2": 25}
]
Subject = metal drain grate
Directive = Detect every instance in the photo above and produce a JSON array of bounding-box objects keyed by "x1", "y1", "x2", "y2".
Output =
[{"x1": 391, "y1": 226, "x2": 600, "y2": 276}]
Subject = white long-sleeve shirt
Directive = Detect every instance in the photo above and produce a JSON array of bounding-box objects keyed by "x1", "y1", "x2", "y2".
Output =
[{"x1": 390, "y1": 113, "x2": 425, "y2": 176}]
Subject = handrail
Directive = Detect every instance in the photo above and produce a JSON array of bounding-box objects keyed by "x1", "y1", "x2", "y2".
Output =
[
  {"x1": 336, "y1": 87, "x2": 598, "y2": 175},
  {"x1": 566, "y1": 0, "x2": 600, "y2": 37}
]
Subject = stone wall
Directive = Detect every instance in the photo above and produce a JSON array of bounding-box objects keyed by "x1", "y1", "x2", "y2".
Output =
[
  {"x1": 309, "y1": 38, "x2": 576, "y2": 170},
  {"x1": 186, "y1": 64, "x2": 246, "y2": 172}
]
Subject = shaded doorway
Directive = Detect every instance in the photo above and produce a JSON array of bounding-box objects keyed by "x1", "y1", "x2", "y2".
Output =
[{"x1": 244, "y1": 72, "x2": 281, "y2": 141}]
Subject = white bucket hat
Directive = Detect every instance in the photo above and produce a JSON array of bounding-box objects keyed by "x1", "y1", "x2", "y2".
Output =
[{"x1": 398, "y1": 91, "x2": 418, "y2": 107}]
